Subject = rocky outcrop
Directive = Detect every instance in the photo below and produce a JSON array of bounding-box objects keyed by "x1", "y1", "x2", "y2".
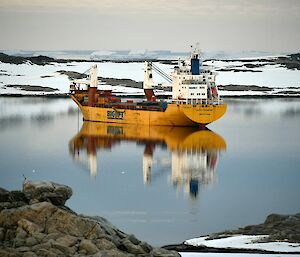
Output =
[
  {"x1": 226, "y1": 213, "x2": 300, "y2": 243},
  {"x1": 0, "y1": 52, "x2": 68, "y2": 65},
  {"x1": 0, "y1": 181, "x2": 180, "y2": 257},
  {"x1": 0, "y1": 188, "x2": 28, "y2": 211},
  {"x1": 22, "y1": 181, "x2": 72, "y2": 206},
  {"x1": 5, "y1": 85, "x2": 59, "y2": 92}
]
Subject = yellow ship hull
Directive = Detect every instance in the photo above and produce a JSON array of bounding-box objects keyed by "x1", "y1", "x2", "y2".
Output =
[{"x1": 72, "y1": 96, "x2": 226, "y2": 126}]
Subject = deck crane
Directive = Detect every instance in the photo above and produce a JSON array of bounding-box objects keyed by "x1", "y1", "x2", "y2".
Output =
[{"x1": 143, "y1": 61, "x2": 172, "y2": 101}]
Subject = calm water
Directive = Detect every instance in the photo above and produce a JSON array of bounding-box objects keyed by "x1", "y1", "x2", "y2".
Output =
[{"x1": 1, "y1": 97, "x2": 300, "y2": 246}]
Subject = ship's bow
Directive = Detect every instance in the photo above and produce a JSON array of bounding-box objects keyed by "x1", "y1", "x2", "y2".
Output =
[{"x1": 180, "y1": 103, "x2": 227, "y2": 125}]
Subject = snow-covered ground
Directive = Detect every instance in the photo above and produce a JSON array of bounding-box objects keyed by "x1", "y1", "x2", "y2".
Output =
[
  {"x1": 0, "y1": 61, "x2": 170, "y2": 95},
  {"x1": 211, "y1": 61, "x2": 300, "y2": 88},
  {"x1": 181, "y1": 232, "x2": 300, "y2": 256},
  {"x1": 0, "y1": 58, "x2": 300, "y2": 96},
  {"x1": 184, "y1": 235, "x2": 300, "y2": 253},
  {"x1": 180, "y1": 253, "x2": 300, "y2": 257}
]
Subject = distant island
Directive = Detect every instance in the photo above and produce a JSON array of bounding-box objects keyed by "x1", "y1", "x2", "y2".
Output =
[{"x1": 0, "y1": 52, "x2": 300, "y2": 97}]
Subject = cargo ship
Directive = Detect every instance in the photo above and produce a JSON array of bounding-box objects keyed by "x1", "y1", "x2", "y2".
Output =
[
  {"x1": 69, "y1": 47, "x2": 226, "y2": 126},
  {"x1": 69, "y1": 122, "x2": 226, "y2": 197}
]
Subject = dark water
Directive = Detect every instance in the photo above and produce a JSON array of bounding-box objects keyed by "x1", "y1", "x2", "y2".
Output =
[{"x1": 1, "y1": 97, "x2": 300, "y2": 246}]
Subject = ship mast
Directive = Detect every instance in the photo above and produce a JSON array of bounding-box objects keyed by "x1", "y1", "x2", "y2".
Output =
[
  {"x1": 88, "y1": 64, "x2": 97, "y2": 106},
  {"x1": 143, "y1": 62, "x2": 156, "y2": 102}
]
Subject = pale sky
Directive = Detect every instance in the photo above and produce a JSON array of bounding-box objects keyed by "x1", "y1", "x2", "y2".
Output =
[{"x1": 0, "y1": 0, "x2": 299, "y2": 52}]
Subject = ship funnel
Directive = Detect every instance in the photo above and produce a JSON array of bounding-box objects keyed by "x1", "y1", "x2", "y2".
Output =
[{"x1": 190, "y1": 46, "x2": 200, "y2": 75}]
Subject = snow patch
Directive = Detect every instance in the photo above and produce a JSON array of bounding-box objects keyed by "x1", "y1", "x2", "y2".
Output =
[
  {"x1": 180, "y1": 253, "x2": 300, "y2": 257},
  {"x1": 185, "y1": 235, "x2": 300, "y2": 253}
]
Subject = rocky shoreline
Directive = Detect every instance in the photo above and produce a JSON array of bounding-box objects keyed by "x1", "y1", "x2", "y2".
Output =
[
  {"x1": 164, "y1": 213, "x2": 300, "y2": 254},
  {"x1": 2, "y1": 181, "x2": 300, "y2": 257},
  {"x1": 0, "y1": 181, "x2": 180, "y2": 257},
  {"x1": 1, "y1": 181, "x2": 300, "y2": 256}
]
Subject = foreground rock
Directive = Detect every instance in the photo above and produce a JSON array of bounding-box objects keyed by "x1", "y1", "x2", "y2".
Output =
[{"x1": 0, "y1": 181, "x2": 180, "y2": 257}]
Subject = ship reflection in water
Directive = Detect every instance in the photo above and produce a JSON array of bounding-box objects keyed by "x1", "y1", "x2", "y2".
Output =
[{"x1": 69, "y1": 122, "x2": 226, "y2": 198}]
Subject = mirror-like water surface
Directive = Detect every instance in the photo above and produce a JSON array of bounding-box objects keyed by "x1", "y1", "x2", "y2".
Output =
[{"x1": 1, "y1": 97, "x2": 300, "y2": 246}]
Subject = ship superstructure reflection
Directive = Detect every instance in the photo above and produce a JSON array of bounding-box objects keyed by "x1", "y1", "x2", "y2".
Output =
[{"x1": 69, "y1": 122, "x2": 226, "y2": 198}]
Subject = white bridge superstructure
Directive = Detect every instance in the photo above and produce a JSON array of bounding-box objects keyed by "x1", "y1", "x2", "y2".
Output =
[{"x1": 144, "y1": 46, "x2": 220, "y2": 104}]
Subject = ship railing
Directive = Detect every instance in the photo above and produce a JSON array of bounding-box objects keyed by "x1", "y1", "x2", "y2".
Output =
[
  {"x1": 182, "y1": 80, "x2": 207, "y2": 85},
  {"x1": 174, "y1": 98, "x2": 223, "y2": 105}
]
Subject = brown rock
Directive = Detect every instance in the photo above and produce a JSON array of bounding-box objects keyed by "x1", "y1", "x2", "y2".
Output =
[
  {"x1": 23, "y1": 252, "x2": 38, "y2": 257},
  {"x1": 0, "y1": 202, "x2": 57, "y2": 228},
  {"x1": 79, "y1": 239, "x2": 99, "y2": 255},
  {"x1": 0, "y1": 227, "x2": 5, "y2": 241},
  {"x1": 120, "y1": 238, "x2": 145, "y2": 254},
  {"x1": 5, "y1": 229, "x2": 16, "y2": 241},
  {"x1": 43, "y1": 232, "x2": 63, "y2": 241},
  {"x1": 151, "y1": 248, "x2": 181, "y2": 257},
  {"x1": 0, "y1": 249, "x2": 10, "y2": 257},
  {"x1": 140, "y1": 241, "x2": 153, "y2": 253},
  {"x1": 127, "y1": 234, "x2": 140, "y2": 245},
  {"x1": 52, "y1": 241, "x2": 76, "y2": 255},
  {"x1": 56, "y1": 234, "x2": 78, "y2": 247},
  {"x1": 92, "y1": 249, "x2": 132, "y2": 257},
  {"x1": 15, "y1": 227, "x2": 27, "y2": 239},
  {"x1": 16, "y1": 246, "x2": 31, "y2": 252},
  {"x1": 31, "y1": 239, "x2": 54, "y2": 252},
  {"x1": 0, "y1": 187, "x2": 9, "y2": 202},
  {"x1": 25, "y1": 236, "x2": 38, "y2": 247},
  {"x1": 18, "y1": 219, "x2": 43, "y2": 235},
  {"x1": 14, "y1": 237, "x2": 25, "y2": 247},
  {"x1": 23, "y1": 181, "x2": 72, "y2": 206},
  {"x1": 95, "y1": 238, "x2": 116, "y2": 250},
  {"x1": 35, "y1": 248, "x2": 57, "y2": 257},
  {"x1": 46, "y1": 209, "x2": 104, "y2": 238}
]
